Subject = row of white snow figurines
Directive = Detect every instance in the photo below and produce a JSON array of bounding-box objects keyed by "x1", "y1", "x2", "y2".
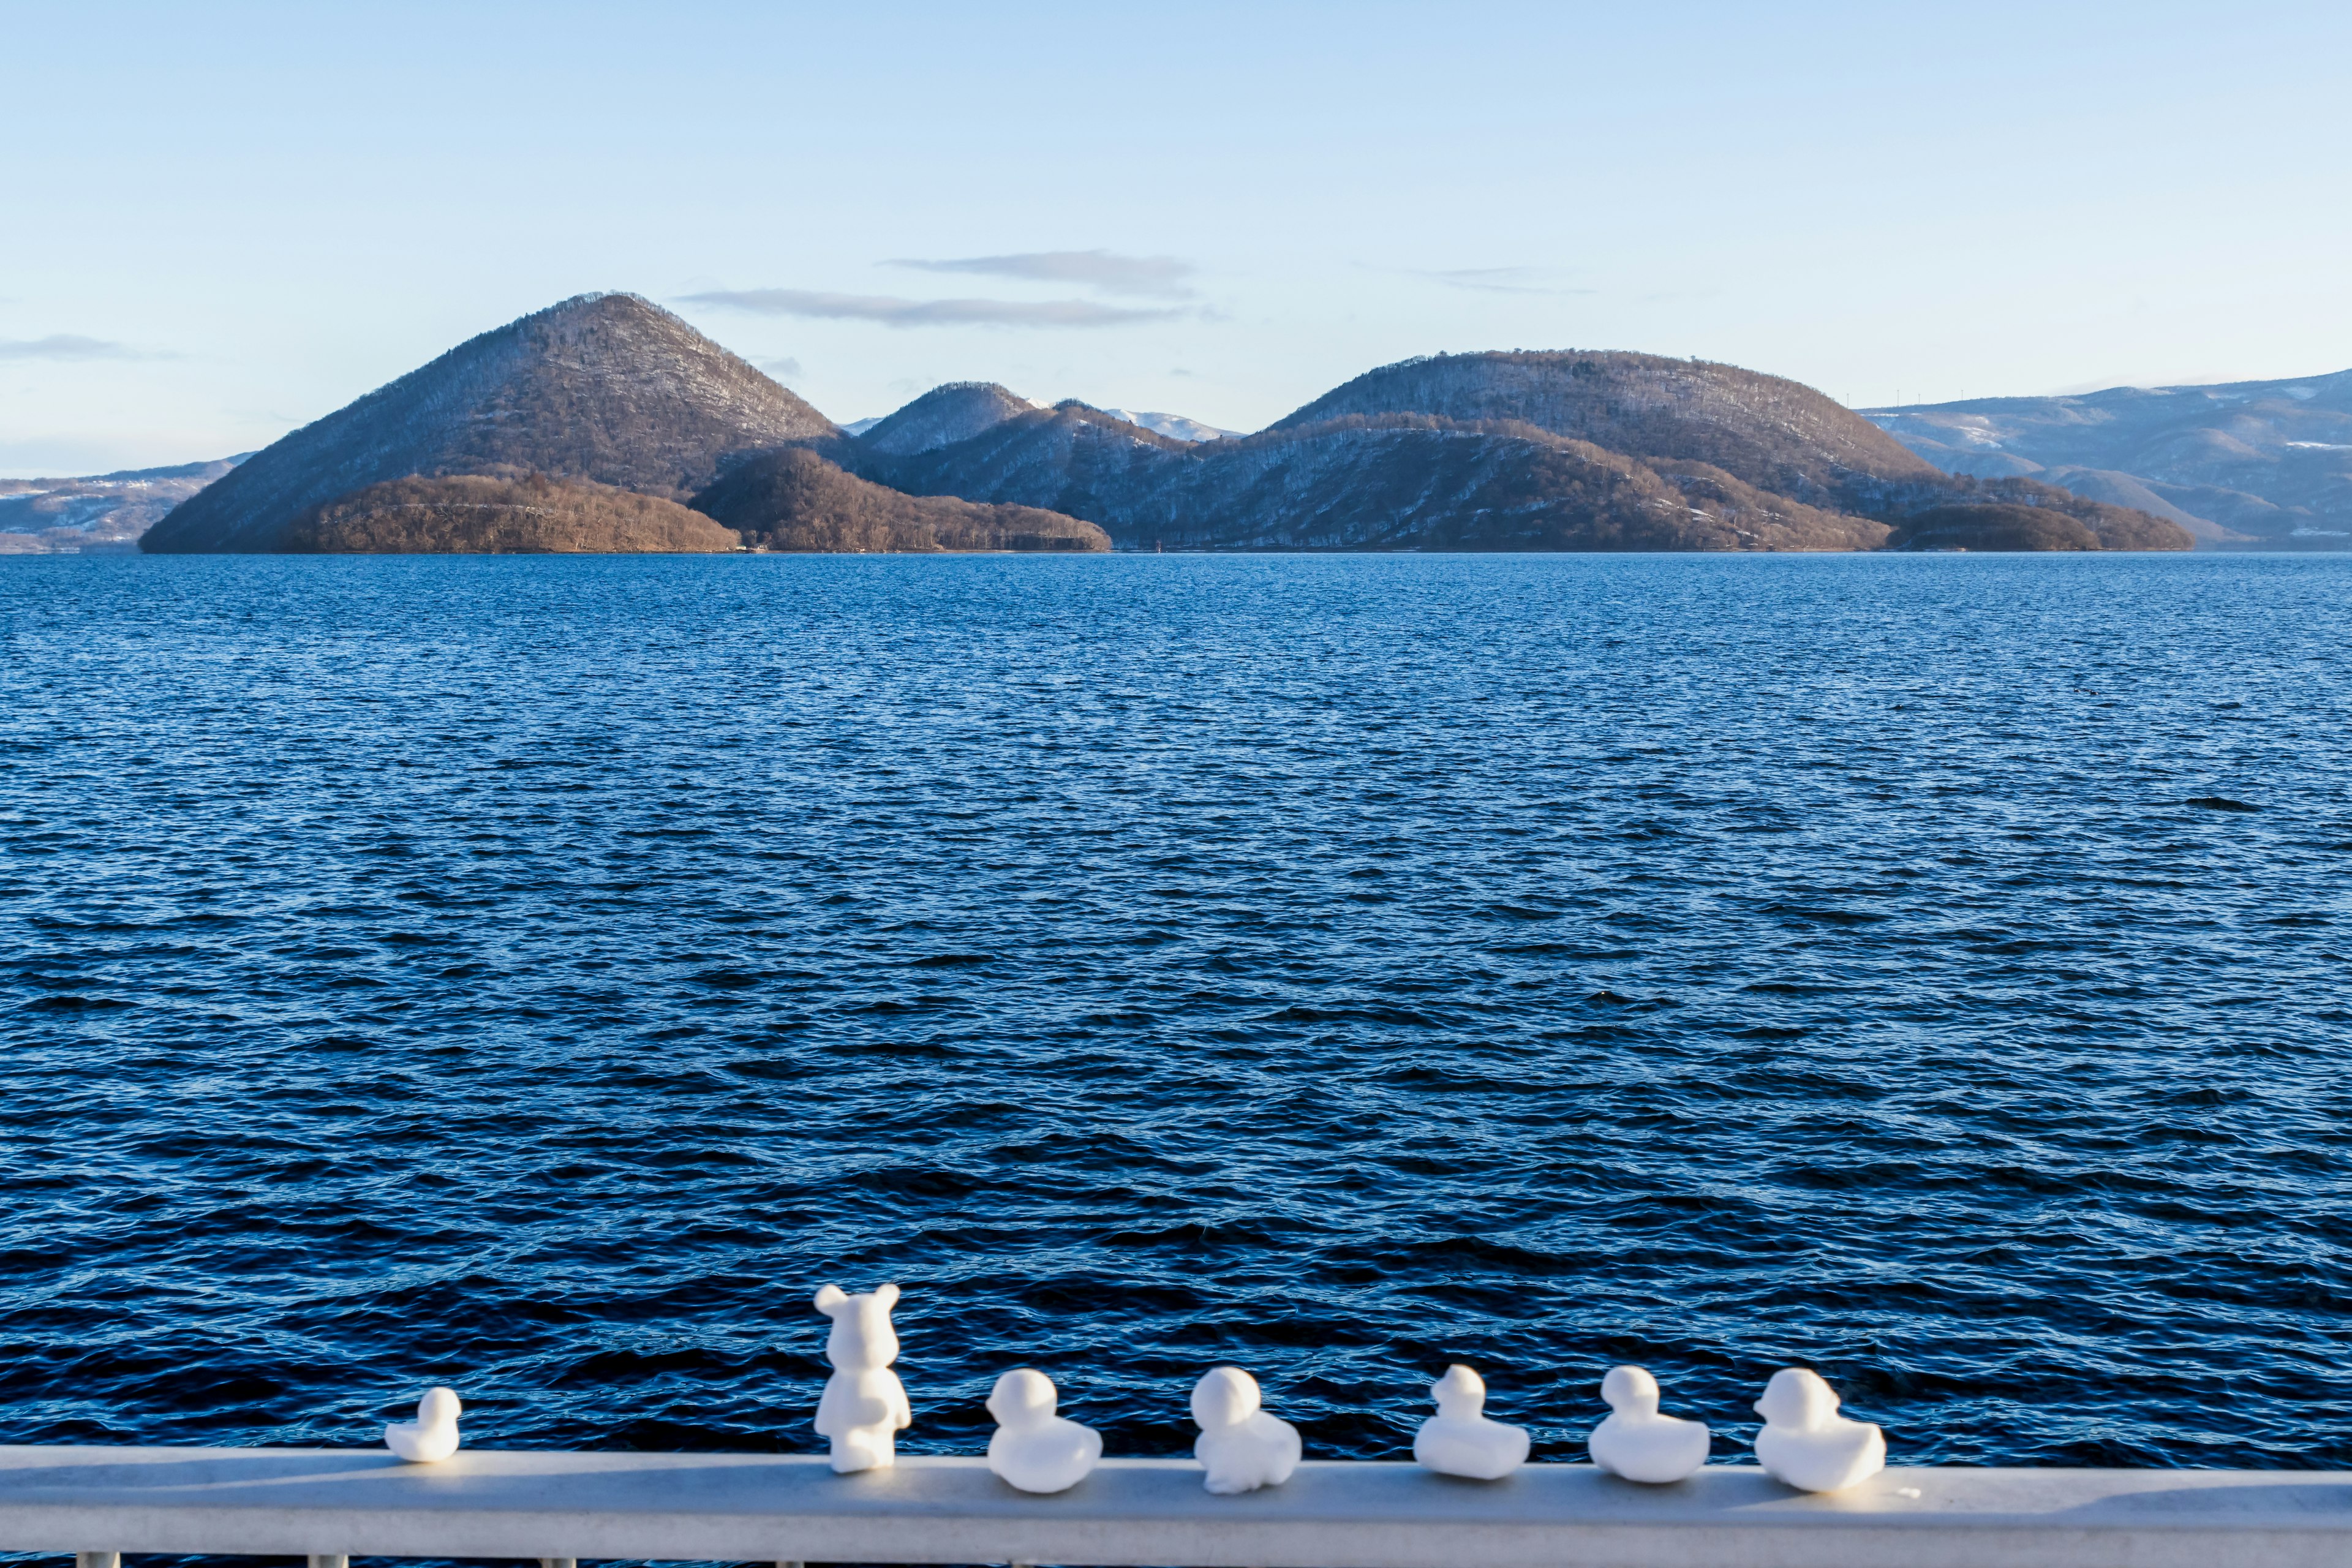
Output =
[{"x1": 383, "y1": 1283, "x2": 1888, "y2": 1496}]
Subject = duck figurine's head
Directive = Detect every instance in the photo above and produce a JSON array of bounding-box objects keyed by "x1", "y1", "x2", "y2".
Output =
[
  {"x1": 384, "y1": 1384, "x2": 463, "y2": 1463},
  {"x1": 1431, "y1": 1364, "x2": 1488, "y2": 1422},
  {"x1": 1602, "y1": 1365, "x2": 1661, "y2": 1419},
  {"x1": 988, "y1": 1368, "x2": 1057, "y2": 1431},
  {"x1": 1191, "y1": 1366, "x2": 1261, "y2": 1432},
  {"x1": 414, "y1": 1387, "x2": 461, "y2": 1431},
  {"x1": 1755, "y1": 1367, "x2": 1839, "y2": 1431}
]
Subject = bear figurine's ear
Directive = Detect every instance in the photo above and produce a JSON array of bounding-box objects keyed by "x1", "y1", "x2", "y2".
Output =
[
  {"x1": 813, "y1": 1283, "x2": 848, "y2": 1316},
  {"x1": 873, "y1": 1283, "x2": 901, "y2": 1310}
]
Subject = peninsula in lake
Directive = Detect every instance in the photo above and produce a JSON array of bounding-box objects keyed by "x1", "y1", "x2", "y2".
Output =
[{"x1": 105, "y1": 292, "x2": 2206, "y2": 556}]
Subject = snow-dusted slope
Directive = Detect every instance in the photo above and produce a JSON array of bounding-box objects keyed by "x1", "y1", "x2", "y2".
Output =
[
  {"x1": 1863, "y1": 371, "x2": 2352, "y2": 545},
  {"x1": 1099, "y1": 409, "x2": 1242, "y2": 442},
  {"x1": 1275, "y1": 350, "x2": 1938, "y2": 514},
  {"x1": 0, "y1": 456, "x2": 246, "y2": 552}
]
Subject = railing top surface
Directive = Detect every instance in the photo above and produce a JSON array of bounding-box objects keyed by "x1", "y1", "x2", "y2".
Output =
[
  {"x1": 1, "y1": 1447, "x2": 2348, "y2": 1521},
  {"x1": 3, "y1": 1448, "x2": 2349, "y2": 1568}
]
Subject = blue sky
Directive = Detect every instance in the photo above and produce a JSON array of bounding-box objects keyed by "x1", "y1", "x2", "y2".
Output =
[{"x1": 3, "y1": 0, "x2": 2346, "y2": 473}]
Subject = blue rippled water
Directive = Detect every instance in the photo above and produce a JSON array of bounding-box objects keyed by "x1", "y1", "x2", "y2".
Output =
[{"x1": 2, "y1": 552, "x2": 2348, "y2": 1474}]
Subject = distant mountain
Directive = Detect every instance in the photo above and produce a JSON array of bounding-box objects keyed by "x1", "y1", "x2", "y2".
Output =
[
  {"x1": 142, "y1": 293, "x2": 835, "y2": 553},
  {"x1": 692, "y1": 448, "x2": 1107, "y2": 552},
  {"x1": 856, "y1": 352, "x2": 2188, "y2": 552},
  {"x1": 0, "y1": 456, "x2": 246, "y2": 553},
  {"x1": 848, "y1": 386, "x2": 1240, "y2": 456},
  {"x1": 1098, "y1": 409, "x2": 1241, "y2": 442},
  {"x1": 858, "y1": 382, "x2": 1036, "y2": 456},
  {"x1": 841, "y1": 417, "x2": 884, "y2": 437},
  {"x1": 1863, "y1": 372, "x2": 2352, "y2": 546}
]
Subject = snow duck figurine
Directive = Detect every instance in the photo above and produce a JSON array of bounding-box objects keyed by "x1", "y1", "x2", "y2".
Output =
[
  {"x1": 384, "y1": 1387, "x2": 461, "y2": 1463},
  {"x1": 986, "y1": 1368, "x2": 1103, "y2": 1494},
  {"x1": 1191, "y1": 1366, "x2": 1302, "y2": 1494},
  {"x1": 812, "y1": 1282, "x2": 913, "y2": 1474},
  {"x1": 1412, "y1": 1365, "x2": 1529, "y2": 1480},
  {"x1": 1588, "y1": 1365, "x2": 1709, "y2": 1483},
  {"x1": 1752, "y1": 1368, "x2": 1885, "y2": 1493}
]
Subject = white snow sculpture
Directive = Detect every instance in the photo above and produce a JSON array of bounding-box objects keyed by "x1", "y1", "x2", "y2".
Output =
[
  {"x1": 1588, "y1": 1365, "x2": 1709, "y2": 1483},
  {"x1": 986, "y1": 1368, "x2": 1103, "y2": 1494},
  {"x1": 1752, "y1": 1368, "x2": 1885, "y2": 1493},
  {"x1": 1412, "y1": 1364, "x2": 1529, "y2": 1480},
  {"x1": 813, "y1": 1282, "x2": 913, "y2": 1474},
  {"x1": 383, "y1": 1386, "x2": 461, "y2": 1463},
  {"x1": 1191, "y1": 1366, "x2": 1302, "y2": 1494}
]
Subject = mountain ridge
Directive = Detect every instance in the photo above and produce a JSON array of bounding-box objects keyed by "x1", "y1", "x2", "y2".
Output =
[
  {"x1": 119, "y1": 294, "x2": 2196, "y2": 555},
  {"x1": 859, "y1": 355, "x2": 2187, "y2": 552}
]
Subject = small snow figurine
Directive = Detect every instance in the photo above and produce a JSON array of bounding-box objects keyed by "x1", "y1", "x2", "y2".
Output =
[
  {"x1": 1191, "y1": 1366, "x2": 1302, "y2": 1494},
  {"x1": 812, "y1": 1282, "x2": 913, "y2": 1474},
  {"x1": 1412, "y1": 1365, "x2": 1529, "y2": 1480},
  {"x1": 1752, "y1": 1368, "x2": 1885, "y2": 1493},
  {"x1": 1588, "y1": 1365, "x2": 1708, "y2": 1483},
  {"x1": 384, "y1": 1387, "x2": 461, "y2": 1463},
  {"x1": 986, "y1": 1368, "x2": 1102, "y2": 1494}
]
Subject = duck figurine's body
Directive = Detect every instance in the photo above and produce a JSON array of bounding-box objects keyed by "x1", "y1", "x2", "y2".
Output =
[
  {"x1": 986, "y1": 1368, "x2": 1102, "y2": 1494},
  {"x1": 1588, "y1": 1365, "x2": 1708, "y2": 1483},
  {"x1": 384, "y1": 1387, "x2": 461, "y2": 1464},
  {"x1": 1191, "y1": 1366, "x2": 1301, "y2": 1494},
  {"x1": 812, "y1": 1283, "x2": 913, "y2": 1474},
  {"x1": 1752, "y1": 1368, "x2": 1885, "y2": 1493},
  {"x1": 1412, "y1": 1365, "x2": 1529, "y2": 1480}
]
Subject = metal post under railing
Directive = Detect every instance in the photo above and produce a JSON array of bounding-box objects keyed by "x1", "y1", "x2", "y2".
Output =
[{"x1": 77, "y1": 1555, "x2": 118, "y2": 1568}]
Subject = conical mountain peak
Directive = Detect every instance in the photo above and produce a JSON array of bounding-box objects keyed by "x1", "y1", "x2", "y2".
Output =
[{"x1": 144, "y1": 293, "x2": 835, "y2": 552}]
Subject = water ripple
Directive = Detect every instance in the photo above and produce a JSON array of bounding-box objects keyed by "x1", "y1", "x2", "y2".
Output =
[{"x1": 1, "y1": 552, "x2": 2348, "y2": 1471}]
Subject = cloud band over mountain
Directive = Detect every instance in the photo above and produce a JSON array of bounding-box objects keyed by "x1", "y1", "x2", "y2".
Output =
[
  {"x1": 889, "y1": 250, "x2": 1196, "y2": 300},
  {"x1": 0, "y1": 334, "x2": 165, "y2": 362},
  {"x1": 679, "y1": 289, "x2": 1183, "y2": 329}
]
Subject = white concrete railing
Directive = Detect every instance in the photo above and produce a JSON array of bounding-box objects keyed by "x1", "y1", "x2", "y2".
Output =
[{"x1": 4, "y1": 1446, "x2": 2350, "y2": 1568}]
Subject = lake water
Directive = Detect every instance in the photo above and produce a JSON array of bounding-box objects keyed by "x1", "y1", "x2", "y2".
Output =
[{"x1": 2, "y1": 551, "x2": 2347, "y2": 1471}]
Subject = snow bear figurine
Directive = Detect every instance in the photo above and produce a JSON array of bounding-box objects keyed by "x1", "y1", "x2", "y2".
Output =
[
  {"x1": 384, "y1": 1387, "x2": 461, "y2": 1463},
  {"x1": 986, "y1": 1368, "x2": 1103, "y2": 1494},
  {"x1": 1412, "y1": 1365, "x2": 1529, "y2": 1480},
  {"x1": 1588, "y1": 1365, "x2": 1709, "y2": 1483},
  {"x1": 812, "y1": 1283, "x2": 913, "y2": 1474},
  {"x1": 1191, "y1": 1366, "x2": 1302, "y2": 1495},
  {"x1": 1753, "y1": 1368, "x2": 1885, "y2": 1493}
]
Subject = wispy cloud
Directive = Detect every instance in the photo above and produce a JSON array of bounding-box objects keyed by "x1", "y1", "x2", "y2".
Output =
[
  {"x1": 0, "y1": 334, "x2": 174, "y2": 362},
  {"x1": 680, "y1": 288, "x2": 1182, "y2": 329},
  {"x1": 891, "y1": 250, "x2": 1197, "y2": 300},
  {"x1": 759, "y1": 355, "x2": 804, "y2": 379},
  {"x1": 1415, "y1": 267, "x2": 1594, "y2": 297}
]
